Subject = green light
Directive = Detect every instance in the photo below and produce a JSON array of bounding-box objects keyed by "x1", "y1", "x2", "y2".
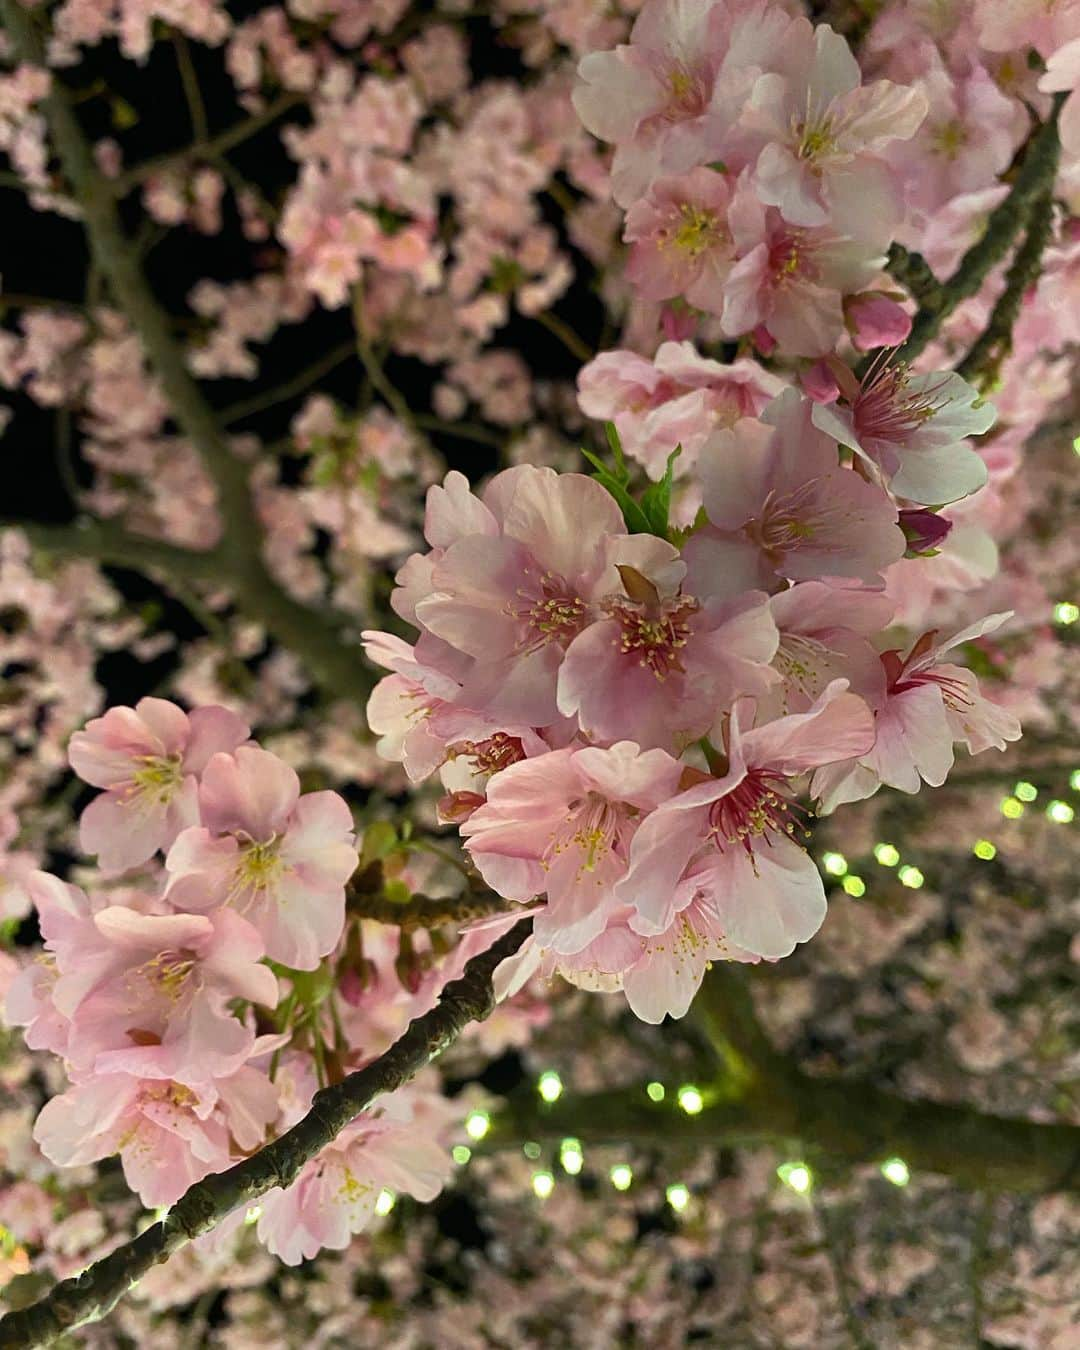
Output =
[
  {"x1": 1000, "y1": 797, "x2": 1024, "y2": 819},
  {"x1": 973, "y1": 839, "x2": 997, "y2": 860},
  {"x1": 1014, "y1": 781, "x2": 1038, "y2": 802},
  {"x1": 609, "y1": 1164, "x2": 633, "y2": 1191},
  {"x1": 646, "y1": 1081, "x2": 665, "y2": 1102},
  {"x1": 677, "y1": 1085, "x2": 704, "y2": 1115},
  {"x1": 822, "y1": 851, "x2": 848, "y2": 877},
  {"x1": 1053, "y1": 601, "x2": 1079, "y2": 626},
  {"x1": 1070, "y1": 769, "x2": 1080, "y2": 792},
  {"x1": 1074, "y1": 434, "x2": 1080, "y2": 456},
  {"x1": 538, "y1": 1070, "x2": 563, "y2": 1103},
  {"x1": 1047, "y1": 799, "x2": 1075, "y2": 823},
  {"x1": 777, "y1": 1161, "x2": 812, "y2": 1194},
  {"x1": 531, "y1": 1170, "x2": 555, "y2": 1199},
  {"x1": 874, "y1": 842, "x2": 900, "y2": 867},
  {"x1": 898, "y1": 865, "x2": 924, "y2": 889},
  {"x1": 465, "y1": 1110, "x2": 490, "y2": 1141},
  {"x1": 523, "y1": 1141, "x2": 542, "y2": 1161},
  {"x1": 452, "y1": 1145, "x2": 472, "y2": 1166},
  {"x1": 375, "y1": 1189, "x2": 395, "y2": 1216},
  {"x1": 880, "y1": 1157, "x2": 910, "y2": 1187},
  {"x1": 666, "y1": 1183, "x2": 690, "y2": 1212},
  {"x1": 842, "y1": 874, "x2": 866, "y2": 897},
  {"x1": 560, "y1": 1138, "x2": 583, "y2": 1175}
]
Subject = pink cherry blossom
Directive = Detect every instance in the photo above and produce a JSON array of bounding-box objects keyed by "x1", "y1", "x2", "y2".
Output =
[
  {"x1": 577, "y1": 341, "x2": 782, "y2": 479},
  {"x1": 462, "y1": 741, "x2": 682, "y2": 955},
  {"x1": 844, "y1": 291, "x2": 912, "y2": 352},
  {"x1": 616, "y1": 681, "x2": 875, "y2": 958},
  {"x1": 974, "y1": 0, "x2": 1080, "y2": 59},
  {"x1": 723, "y1": 189, "x2": 886, "y2": 355},
  {"x1": 812, "y1": 614, "x2": 1022, "y2": 811},
  {"x1": 63, "y1": 905, "x2": 277, "y2": 1085},
  {"x1": 811, "y1": 362, "x2": 996, "y2": 505},
  {"x1": 34, "y1": 1065, "x2": 278, "y2": 1209},
  {"x1": 556, "y1": 539, "x2": 780, "y2": 753},
  {"x1": 683, "y1": 388, "x2": 906, "y2": 595},
  {"x1": 256, "y1": 1083, "x2": 458, "y2": 1265},
  {"x1": 165, "y1": 746, "x2": 357, "y2": 970},
  {"x1": 68, "y1": 698, "x2": 250, "y2": 874},
  {"x1": 624, "y1": 167, "x2": 739, "y2": 312},
  {"x1": 412, "y1": 465, "x2": 628, "y2": 725},
  {"x1": 744, "y1": 22, "x2": 926, "y2": 241}
]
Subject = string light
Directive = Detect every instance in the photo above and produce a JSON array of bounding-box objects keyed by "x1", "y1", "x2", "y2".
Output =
[
  {"x1": 452, "y1": 1145, "x2": 472, "y2": 1166},
  {"x1": 1053, "y1": 601, "x2": 1078, "y2": 625},
  {"x1": 1013, "y1": 781, "x2": 1038, "y2": 802},
  {"x1": 874, "y1": 842, "x2": 900, "y2": 867},
  {"x1": 898, "y1": 865, "x2": 924, "y2": 889},
  {"x1": 609, "y1": 1164, "x2": 633, "y2": 1191},
  {"x1": 777, "y1": 1161, "x2": 813, "y2": 1194},
  {"x1": 537, "y1": 1070, "x2": 563, "y2": 1102},
  {"x1": 1047, "y1": 800, "x2": 1075, "y2": 823},
  {"x1": 523, "y1": 1141, "x2": 542, "y2": 1160},
  {"x1": 465, "y1": 1110, "x2": 490, "y2": 1141},
  {"x1": 677, "y1": 1085, "x2": 704, "y2": 1114},
  {"x1": 973, "y1": 839, "x2": 997, "y2": 860},
  {"x1": 560, "y1": 1138, "x2": 583, "y2": 1175},
  {"x1": 842, "y1": 874, "x2": 866, "y2": 897},
  {"x1": 880, "y1": 1157, "x2": 910, "y2": 1187},
  {"x1": 1070, "y1": 769, "x2": 1080, "y2": 792},
  {"x1": 1000, "y1": 797, "x2": 1024, "y2": 819},
  {"x1": 646, "y1": 1081, "x2": 666, "y2": 1102},
  {"x1": 531, "y1": 1170, "x2": 555, "y2": 1199},
  {"x1": 375, "y1": 1189, "x2": 396, "y2": 1216},
  {"x1": 666, "y1": 1183, "x2": 690, "y2": 1212},
  {"x1": 822, "y1": 852, "x2": 848, "y2": 876}
]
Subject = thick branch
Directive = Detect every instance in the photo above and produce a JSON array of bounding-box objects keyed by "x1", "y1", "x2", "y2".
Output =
[
  {"x1": 894, "y1": 97, "x2": 1065, "y2": 367},
  {"x1": 347, "y1": 885, "x2": 517, "y2": 931},
  {"x1": 492, "y1": 1073, "x2": 1080, "y2": 1195},
  {"x1": 0, "y1": 919, "x2": 532, "y2": 1350},
  {"x1": 1, "y1": 1, "x2": 370, "y2": 705}
]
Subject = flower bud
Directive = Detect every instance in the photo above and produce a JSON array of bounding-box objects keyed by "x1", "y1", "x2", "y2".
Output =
[{"x1": 899, "y1": 508, "x2": 952, "y2": 556}]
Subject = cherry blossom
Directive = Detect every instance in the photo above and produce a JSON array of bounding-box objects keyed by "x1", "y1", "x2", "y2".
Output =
[
  {"x1": 68, "y1": 698, "x2": 250, "y2": 874},
  {"x1": 164, "y1": 746, "x2": 357, "y2": 970}
]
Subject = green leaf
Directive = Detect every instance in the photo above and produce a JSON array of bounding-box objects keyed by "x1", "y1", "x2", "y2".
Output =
[
  {"x1": 580, "y1": 448, "x2": 652, "y2": 534},
  {"x1": 360, "y1": 820, "x2": 399, "y2": 865},
  {"x1": 604, "y1": 422, "x2": 628, "y2": 481},
  {"x1": 639, "y1": 445, "x2": 681, "y2": 538}
]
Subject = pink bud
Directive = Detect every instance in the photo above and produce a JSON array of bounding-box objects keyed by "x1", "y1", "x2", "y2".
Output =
[
  {"x1": 899, "y1": 508, "x2": 952, "y2": 555},
  {"x1": 801, "y1": 359, "x2": 841, "y2": 404},
  {"x1": 845, "y1": 292, "x2": 912, "y2": 352}
]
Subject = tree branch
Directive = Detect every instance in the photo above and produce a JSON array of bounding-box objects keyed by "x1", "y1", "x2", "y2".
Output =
[
  {"x1": 346, "y1": 883, "x2": 517, "y2": 931},
  {"x1": 0, "y1": 0, "x2": 371, "y2": 706},
  {"x1": 0, "y1": 919, "x2": 533, "y2": 1350},
  {"x1": 893, "y1": 96, "x2": 1065, "y2": 368}
]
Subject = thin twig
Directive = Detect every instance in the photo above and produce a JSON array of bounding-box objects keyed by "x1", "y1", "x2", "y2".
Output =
[
  {"x1": 172, "y1": 33, "x2": 209, "y2": 145},
  {"x1": 532, "y1": 309, "x2": 593, "y2": 363},
  {"x1": 218, "y1": 340, "x2": 357, "y2": 426},
  {"x1": 0, "y1": 919, "x2": 533, "y2": 1349}
]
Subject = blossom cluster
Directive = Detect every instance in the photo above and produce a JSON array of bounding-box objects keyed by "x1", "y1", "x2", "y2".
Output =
[{"x1": 1, "y1": 697, "x2": 471, "y2": 1262}]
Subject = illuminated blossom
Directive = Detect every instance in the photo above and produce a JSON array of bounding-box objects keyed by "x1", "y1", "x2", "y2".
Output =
[
  {"x1": 68, "y1": 698, "x2": 250, "y2": 874},
  {"x1": 165, "y1": 746, "x2": 357, "y2": 970}
]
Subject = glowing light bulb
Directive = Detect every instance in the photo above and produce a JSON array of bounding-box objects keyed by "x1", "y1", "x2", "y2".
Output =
[
  {"x1": 465, "y1": 1110, "x2": 490, "y2": 1141},
  {"x1": 666, "y1": 1183, "x2": 690, "y2": 1212},
  {"x1": 842, "y1": 874, "x2": 866, "y2": 897},
  {"x1": 973, "y1": 839, "x2": 997, "y2": 860},
  {"x1": 646, "y1": 1081, "x2": 665, "y2": 1102},
  {"x1": 677, "y1": 1085, "x2": 704, "y2": 1115},
  {"x1": 523, "y1": 1141, "x2": 542, "y2": 1160},
  {"x1": 537, "y1": 1070, "x2": 563, "y2": 1102},
  {"x1": 375, "y1": 1189, "x2": 395, "y2": 1216},
  {"x1": 452, "y1": 1145, "x2": 472, "y2": 1166},
  {"x1": 1070, "y1": 769, "x2": 1080, "y2": 792},
  {"x1": 880, "y1": 1157, "x2": 910, "y2": 1187},
  {"x1": 874, "y1": 843, "x2": 900, "y2": 867},
  {"x1": 898, "y1": 865, "x2": 924, "y2": 889},
  {"x1": 1014, "y1": 781, "x2": 1038, "y2": 802},
  {"x1": 777, "y1": 1161, "x2": 812, "y2": 1194},
  {"x1": 610, "y1": 1164, "x2": 633, "y2": 1191},
  {"x1": 1053, "y1": 601, "x2": 1079, "y2": 626},
  {"x1": 560, "y1": 1138, "x2": 583, "y2": 1175},
  {"x1": 822, "y1": 852, "x2": 848, "y2": 877},
  {"x1": 1000, "y1": 797, "x2": 1024, "y2": 819},
  {"x1": 531, "y1": 1170, "x2": 555, "y2": 1199}
]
